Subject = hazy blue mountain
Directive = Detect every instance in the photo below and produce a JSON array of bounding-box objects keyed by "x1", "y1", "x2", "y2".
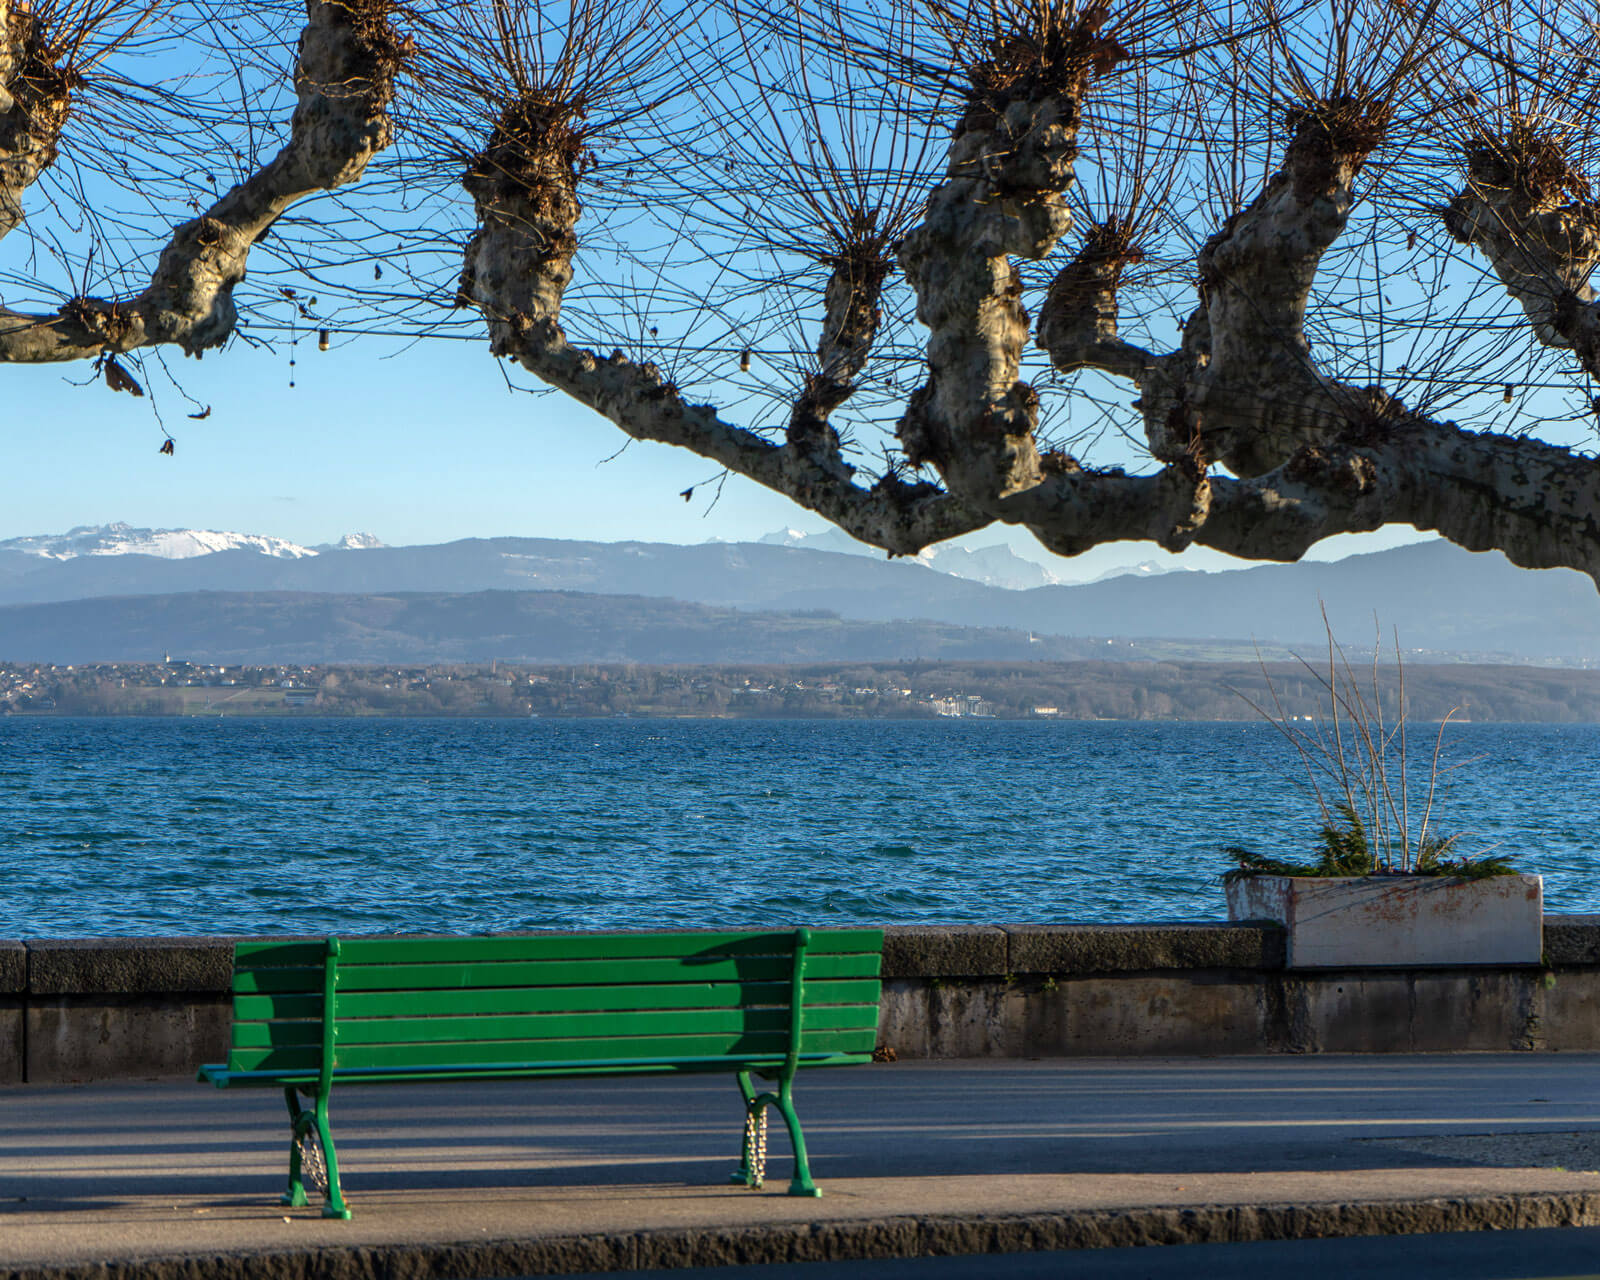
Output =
[
  {"x1": 0, "y1": 532, "x2": 1005, "y2": 616},
  {"x1": 0, "y1": 525, "x2": 1595, "y2": 660},
  {"x1": 0, "y1": 590, "x2": 1105, "y2": 666}
]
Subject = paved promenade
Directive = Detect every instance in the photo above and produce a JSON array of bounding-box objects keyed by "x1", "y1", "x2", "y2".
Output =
[{"x1": 6, "y1": 1055, "x2": 1600, "y2": 1279}]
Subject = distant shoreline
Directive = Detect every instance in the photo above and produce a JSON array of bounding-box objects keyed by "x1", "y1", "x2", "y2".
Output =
[{"x1": 5, "y1": 658, "x2": 1600, "y2": 724}]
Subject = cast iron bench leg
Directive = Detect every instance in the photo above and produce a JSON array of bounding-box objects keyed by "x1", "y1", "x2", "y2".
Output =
[
  {"x1": 280, "y1": 1086, "x2": 352, "y2": 1219},
  {"x1": 777, "y1": 1077, "x2": 820, "y2": 1198},
  {"x1": 728, "y1": 1070, "x2": 821, "y2": 1197},
  {"x1": 314, "y1": 1092, "x2": 351, "y2": 1219},
  {"x1": 281, "y1": 1088, "x2": 309, "y2": 1208}
]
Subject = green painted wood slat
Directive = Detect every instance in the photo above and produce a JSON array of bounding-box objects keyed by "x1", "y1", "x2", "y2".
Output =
[
  {"x1": 205, "y1": 1049, "x2": 873, "y2": 1089},
  {"x1": 233, "y1": 978, "x2": 880, "y2": 1026},
  {"x1": 232, "y1": 967, "x2": 326, "y2": 996},
  {"x1": 329, "y1": 1028, "x2": 878, "y2": 1071},
  {"x1": 233, "y1": 941, "x2": 326, "y2": 966},
  {"x1": 333, "y1": 977, "x2": 880, "y2": 1020},
  {"x1": 335, "y1": 930, "x2": 882, "y2": 967},
  {"x1": 230, "y1": 1002, "x2": 878, "y2": 1050},
  {"x1": 225, "y1": 1026, "x2": 876, "y2": 1075},
  {"x1": 330, "y1": 951, "x2": 878, "y2": 992},
  {"x1": 233, "y1": 978, "x2": 880, "y2": 1025}
]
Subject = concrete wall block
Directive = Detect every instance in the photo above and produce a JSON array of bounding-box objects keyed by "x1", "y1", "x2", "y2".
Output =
[
  {"x1": 0, "y1": 941, "x2": 23, "y2": 994},
  {"x1": 1003, "y1": 924, "x2": 1284, "y2": 975},
  {"x1": 27, "y1": 937, "x2": 235, "y2": 996},
  {"x1": 1543, "y1": 918, "x2": 1600, "y2": 967},
  {"x1": 924, "y1": 981, "x2": 1012, "y2": 1057},
  {"x1": 876, "y1": 980, "x2": 932, "y2": 1059},
  {"x1": 27, "y1": 996, "x2": 232, "y2": 1083},
  {"x1": 1057, "y1": 974, "x2": 1268, "y2": 1056},
  {"x1": 877, "y1": 980, "x2": 1016, "y2": 1058},
  {"x1": 1535, "y1": 969, "x2": 1600, "y2": 1051},
  {"x1": 1287, "y1": 975, "x2": 1416, "y2": 1052},
  {"x1": 881, "y1": 927, "x2": 1008, "y2": 979},
  {"x1": 1409, "y1": 973, "x2": 1538, "y2": 1052},
  {"x1": 0, "y1": 1000, "x2": 21, "y2": 1084}
]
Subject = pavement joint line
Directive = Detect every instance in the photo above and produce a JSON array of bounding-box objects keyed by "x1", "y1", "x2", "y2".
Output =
[{"x1": 9, "y1": 1190, "x2": 1600, "y2": 1280}]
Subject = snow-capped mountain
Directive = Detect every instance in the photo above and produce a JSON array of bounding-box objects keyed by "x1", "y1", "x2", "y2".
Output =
[
  {"x1": 1088, "y1": 560, "x2": 1190, "y2": 584},
  {"x1": 319, "y1": 532, "x2": 386, "y2": 551},
  {"x1": 757, "y1": 527, "x2": 1069, "y2": 589},
  {"x1": 0, "y1": 523, "x2": 320, "y2": 560},
  {"x1": 0, "y1": 527, "x2": 1593, "y2": 663}
]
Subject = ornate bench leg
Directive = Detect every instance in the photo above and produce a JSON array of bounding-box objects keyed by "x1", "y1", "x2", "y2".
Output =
[
  {"x1": 776, "y1": 1078, "x2": 820, "y2": 1198},
  {"x1": 731, "y1": 1072, "x2": 822, "y2": 1196},
  {"x1": 314, "y1": 1093, "x2": 352, "y2": 1220},
  {"x1": 281, "y1": 1088, "x2": 309, "y2": 1208},
  {"x1": 280, "y1": 1087, "x2": 352, "y2": 1219}
]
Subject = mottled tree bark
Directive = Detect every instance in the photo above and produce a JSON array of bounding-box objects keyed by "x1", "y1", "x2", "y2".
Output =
[
  {"x1": 0, "y1": 0, "x2": 402, "y2": 363},
  {"x1": 455, "y1": 99, "x2": 988, "y2": 555},
  {"x1": 0, "y1": 0, "x2": 73, "y2": 243},
  {"x1": 1444, "y1": 135, "x2": 1600, "y2": 379}
]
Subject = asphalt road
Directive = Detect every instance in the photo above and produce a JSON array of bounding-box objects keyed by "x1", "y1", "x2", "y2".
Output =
[{"x1": 9, "y1": 1057, "x2": 1600, "y2": 1278}]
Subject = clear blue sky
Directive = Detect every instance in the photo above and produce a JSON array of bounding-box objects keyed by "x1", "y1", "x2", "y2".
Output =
[{"x1": 11, "y1": 325, "x2": 1431, "y2": 577}]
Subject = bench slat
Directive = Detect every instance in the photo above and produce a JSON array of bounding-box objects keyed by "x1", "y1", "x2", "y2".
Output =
[
  {"x1": 335, "y1": 930, "x2": 881, "y2": 966},
  {"x1": 333, "y1": 1027, "x2": 878, "y2": 1070},
  {"x1": 234, "y1": 976, "x2": 882, "y2": 1024},
  {"x1": 232, "y1": 992, "x2": 325, "y2": 1021},
  {"x1": 203, "y1": 1048, "x2": 870, "y2": 1089},
  {"x1": 225, "y1": 1026, "x2": 875, "y2": 1074},
  {"x1": 234, "y1": 941, "x2": 325, "y2": 966},
  {"x1": 233, "y1": 966, "x2": 326, "y2": 996},
  {"x1": 330, "y1": 952, "x2": 878, "y2": 992},
  {"x1": 231, "y1": 1001, "x2": 878, "y2": 1050}
]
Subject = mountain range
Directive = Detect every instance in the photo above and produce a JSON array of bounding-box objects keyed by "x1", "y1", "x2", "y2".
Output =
[
  {"x1": 756, "y1": 526, "x2": 1180, "y2": 588},
  {"x1": 0, "y1": 523, "x2": 1595, "y2": 664}
]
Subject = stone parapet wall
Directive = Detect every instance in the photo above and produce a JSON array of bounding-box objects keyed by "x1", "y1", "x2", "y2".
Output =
[
  {"x1": 3, "y1": 920, "x2": 1599, "y2": 1083},
  {"x1": 881, "y1": 923, "x2": 1287, "y2": 977}
]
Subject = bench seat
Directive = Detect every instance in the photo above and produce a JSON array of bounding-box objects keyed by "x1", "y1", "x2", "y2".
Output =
[{"x1": 199, "y1": 927, "x2": 883, "y2": 1217}]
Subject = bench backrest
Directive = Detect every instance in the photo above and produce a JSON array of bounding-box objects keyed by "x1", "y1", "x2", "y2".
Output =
[{"x1": 226, "y1": 928, "x2": 883, "y2": 1080}]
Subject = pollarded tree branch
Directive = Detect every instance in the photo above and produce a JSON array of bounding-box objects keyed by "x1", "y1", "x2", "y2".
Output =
[
  {"x1": 953, "y1": 410, "x2": 1600, "y2": 581},
  {"x1": 438, "y1": 0, "x2": 1600, "y2": 590},
  {"x1": 1035, "y1": 219, "x2": 1155, "y2": 381},
  {"x1": 454, "y1": 88, "x2": 990, "y2": 556},
  {"x1": 0, "y1": 0, "x2": 76, "y2": 243},
  {"x1": 520, "y1": 337, "x2": 992, "y2": 554},
  {"x1": 1443, "y1": 127, "x2": 1600, "y2": 377},
  {"x1": 896, "y1": 84, "x2": 1084, "y2": 508},
  {"x1": 785, "y1": 233, "x2": 890, "y2": 483},
  {"x1": 1187, "y1": 98, "x2": 1389, "y2": 477},
  {"x1": 0, "y1": 0, "x2": 406, "y2": 364}
]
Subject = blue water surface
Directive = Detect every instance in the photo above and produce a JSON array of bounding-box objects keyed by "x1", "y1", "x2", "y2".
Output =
[{"x1": 2, "y1": 717, "x2": 1595, "y2": 935}]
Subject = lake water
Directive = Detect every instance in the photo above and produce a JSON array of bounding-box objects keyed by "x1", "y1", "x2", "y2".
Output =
[{"x1": 3, "y1": 717, "x2": 1597, "y2": 936}]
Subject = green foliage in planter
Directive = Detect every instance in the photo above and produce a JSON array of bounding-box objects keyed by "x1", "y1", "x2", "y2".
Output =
[
  {"x1": 1224, "y1": 802, "x2": 1516, "y2": 882},
  {"x1": 1224, "y1": 610, "x2": 1520, "y2": 878}
]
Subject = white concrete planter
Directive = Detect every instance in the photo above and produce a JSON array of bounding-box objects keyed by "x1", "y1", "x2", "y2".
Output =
[{"x1": 1225, "y1": 873, "x2": 1543, "y2": 969}]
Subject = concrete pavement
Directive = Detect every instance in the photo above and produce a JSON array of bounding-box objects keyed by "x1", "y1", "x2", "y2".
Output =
[{"x1": 6, "y1": 1056, "x2": 1600, "y2": 1279}]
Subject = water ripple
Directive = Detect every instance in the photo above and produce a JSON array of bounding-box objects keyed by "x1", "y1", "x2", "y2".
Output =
[{"x1": 1, "y1": 716, "x2": 1595, "y2": 935}]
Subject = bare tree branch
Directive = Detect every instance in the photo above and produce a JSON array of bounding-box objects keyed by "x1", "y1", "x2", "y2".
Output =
[{"x1": 0, "y1": 0, "x2": 405, "y2": 362}]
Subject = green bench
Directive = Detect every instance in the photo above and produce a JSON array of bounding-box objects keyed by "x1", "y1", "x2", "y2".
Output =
[{"x1": 198, "y1": 927, "x2": 884, "y2": 1218}]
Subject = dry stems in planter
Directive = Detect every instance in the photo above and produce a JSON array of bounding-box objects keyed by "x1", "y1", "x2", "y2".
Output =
[{"x1": 1224, "y1": 616, "x2": 1540, "y2": 969}]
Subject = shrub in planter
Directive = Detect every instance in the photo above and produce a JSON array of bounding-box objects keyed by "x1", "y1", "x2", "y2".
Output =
[{"x1": 1223, "y1": 616, "x2": 1539, "y2": 969}]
